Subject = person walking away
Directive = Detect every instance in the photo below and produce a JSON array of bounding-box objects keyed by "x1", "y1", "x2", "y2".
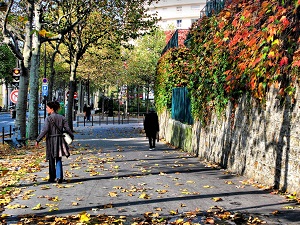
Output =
[
  {"x1": 35, "y1": 101, "x2": 74, "y2": 183},
  {"x1": 83, "y1": 104, "x2": 87, "y2": 119},
  {"x1": 144, "y1": 108, "x2": 159, "y2": 150},
  {"x1": 85, "y1": 105, "x2": 92, "y2": 121}
]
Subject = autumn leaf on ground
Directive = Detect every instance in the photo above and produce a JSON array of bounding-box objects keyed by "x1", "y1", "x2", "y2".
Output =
[
  {"x1": 170, "y1": 209, "x2": 178, "y2": 215},
  {"x1": 32, "y1": 203, "x2": 43, "y2": 210},
  {"x1": 186, "y1": 180, "x2": 195, "y2": 184},
  {"x1": 48, "y1": 196, "x2": 61, "y2": 201},
  {"x1": 156, "y1": 189, "x2": 168, "y2": 194},
  {"x1": 79, "y1": 211, "x2": 90, "y2": 223},
  {"x1": 203, "y1": 185, "x2": 213, "y2": 188},
  {"x1": 139, "y1": 192, "x2": 151, "y2": 199},
  {"x1": 225, "y1": 181, "x2": 234, "y2": 185},
  {"x1": 40, "y1": 185, "x2": 50, "y2": 190},
  {"x1": 48, "y1": 207, "x2": 59, "y2": 212},
  {"x1": 113, "y1": 186, "x2": 123, "y2": 190},
  {"x1": 109, "y1": 192, "x2": 118, "y2": 197},
  {"x1": 72, "y1": 202, "x2": 79, "y2": 206},
  {"x1": 212, "y1": 197, "x2": 223, "y2": 202},
  {"x1": 6, "y1": 204, "x2": 28, "y2": 209},
  {"x1": 205, "y1": 217, "x2": 215, "y2": 224}
]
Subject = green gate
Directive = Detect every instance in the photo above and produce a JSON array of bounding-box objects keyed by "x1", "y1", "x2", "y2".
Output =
[{"x1": 171, "y1": 87, "x2": 193, "y2": 125}]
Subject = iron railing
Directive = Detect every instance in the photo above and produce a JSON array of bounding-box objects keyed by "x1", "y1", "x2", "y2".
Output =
[
  {"x1": 161, "y1": 30, "x2": 179, "y2": 55},
  {"x1": 200, "y1": 0, "x2": 226, "y2": 18}
]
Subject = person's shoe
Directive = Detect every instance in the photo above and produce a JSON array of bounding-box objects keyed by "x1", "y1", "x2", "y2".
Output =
[
  {"x1": 56, "y1": 178, "x2": 63, "y2": 184},
  {"x1": 152, "y1": 147, "x2": 155, "y2": 150},
  {"x1": 149, "y1": 148, "x2": 153, "y2": 151}
]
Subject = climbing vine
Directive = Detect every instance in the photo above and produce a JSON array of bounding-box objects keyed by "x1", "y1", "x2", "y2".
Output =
[{"x1": 155, "y1": 0, "x2": 300, "y2": 125}]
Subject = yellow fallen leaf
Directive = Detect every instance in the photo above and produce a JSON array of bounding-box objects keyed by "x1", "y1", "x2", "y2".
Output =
[
  {"x1": 1, "y1": 214, "x2": 9, "y2": 218},
  {"x1": 79, "y1": 212, "x2": 90, "y2": 223},
  {"x1": 170, "y1": 210, "x2": 178, "y2": 215},
  {"x1": 109, "y1": 192, "x2": 118, "y2": 197},
  {"x1": 225, "y1": 181, "x2": 234, "y2": 185},
  {"x1": 156, "y1": 189, "x2": 168, "y2": 194},
  {"x1": 186, "y1": 180, "x2": 195, "y2": 184},
  {"x1": 41, "y1": 185, "x2": 50, "y2": 190},
  {"x1": 139, "y1": 192, "x2": 151, "y2": 199},
  {"x1": 212, "y1": 197, "x2": 223, "y2": 202},
  {"x1": 32, "y1": 203, "x2": 42, "y2": 210}
]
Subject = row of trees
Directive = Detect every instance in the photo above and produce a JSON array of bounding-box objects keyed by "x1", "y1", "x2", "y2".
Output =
[{"x1": 0, "y1": 0, "x2": 163, "y2": 140}]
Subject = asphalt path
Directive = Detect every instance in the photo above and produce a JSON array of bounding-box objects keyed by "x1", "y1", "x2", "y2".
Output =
[{"x1": 2, "y1": 123, "x2": 300, "y2": 224}]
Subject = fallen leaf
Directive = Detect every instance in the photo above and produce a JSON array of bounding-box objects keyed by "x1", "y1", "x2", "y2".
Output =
[
  {"x1": 139, "y1": 192, "x2": 151, "y2": 199},
  {"x1": 212, "y1": 197, "x2": 223, "y2": 202},
  {"x1": 32, "y1": 203, "x2": 43, "y2": 210}
]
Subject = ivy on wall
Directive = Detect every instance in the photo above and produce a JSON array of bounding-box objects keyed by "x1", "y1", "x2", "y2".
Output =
[{"x1": 155, "y1": 0, "x2": 300, "y2": 125}]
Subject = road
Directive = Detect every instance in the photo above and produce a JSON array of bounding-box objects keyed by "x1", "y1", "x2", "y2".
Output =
[{"x1": 0, "y1": 110, "x2": 45, "y2": 135}]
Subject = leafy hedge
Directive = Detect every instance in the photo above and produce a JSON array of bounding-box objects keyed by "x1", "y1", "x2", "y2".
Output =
[{"x1": 155, "y1": 0, "x2": 300, "y2": 124}]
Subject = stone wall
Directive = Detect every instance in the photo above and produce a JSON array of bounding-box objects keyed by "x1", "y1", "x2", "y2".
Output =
[{"x1": 159, "y1": 86, "x2": 300, "y2": 195}]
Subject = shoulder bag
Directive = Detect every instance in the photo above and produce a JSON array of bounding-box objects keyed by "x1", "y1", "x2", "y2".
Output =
[{"x1": 49, "y1": 116, "x2": 73, "y2": 145}]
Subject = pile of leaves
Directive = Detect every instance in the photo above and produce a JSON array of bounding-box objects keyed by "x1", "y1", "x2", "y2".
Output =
[{"x1": 1, "y1": 137, "x2": 299, "y2": 225}]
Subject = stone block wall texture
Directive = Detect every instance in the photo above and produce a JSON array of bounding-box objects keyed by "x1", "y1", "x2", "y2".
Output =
[{"x1": 159, "y1": 86, "x2": 300, "y2": 195}]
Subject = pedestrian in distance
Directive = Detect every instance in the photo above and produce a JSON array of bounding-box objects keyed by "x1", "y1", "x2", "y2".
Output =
[
  {"x1": 35, "y1": 101, "x2": 74, "y2": 183},
  {"x1": 144, "y1": 108, "x2": 159, "y2": 150},
  {"x1": 85, "y1": 105, "x2": 92, "y2": 121},
  {"x1": 83, "y1": 104, "x2": 92, "y2": 121}
]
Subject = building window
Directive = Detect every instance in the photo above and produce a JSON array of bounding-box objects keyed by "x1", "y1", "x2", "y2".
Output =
[
  {"x1": 177, "y1": 19, "x2": 182, "y2": 28},
  {"x1": 176, "y1": 6, "x2": 182, "y2": 11}
]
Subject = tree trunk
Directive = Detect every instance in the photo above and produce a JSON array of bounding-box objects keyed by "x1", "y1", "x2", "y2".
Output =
[
  {"x1": 49, "y1": 42, "x2": 61, "y2": 101},
  {"x1": 67, "y1": 60, "x2": 77, "y2": 131},
  {"x1": 28, "y1": 2, "x2": 42, "y2": 140},
  {"x1": 16, "y1": 0, "x2": 34, "y2": 139}
]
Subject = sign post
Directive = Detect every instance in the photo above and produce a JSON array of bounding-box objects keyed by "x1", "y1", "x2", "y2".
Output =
[
  {"x1": 42, "y1": 78, "x2": 48, "y2": 119},
  {"x1": 10, "y1": 90, "x2": 18, "y2": 104}
]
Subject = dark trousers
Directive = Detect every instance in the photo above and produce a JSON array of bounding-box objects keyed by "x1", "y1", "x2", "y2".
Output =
[
  {"x1": 49, "y1": 157, "x2": 63, "y2": 181},
  {"x1": 148, "y1": 132, "x2": 157, "y2": 148}
]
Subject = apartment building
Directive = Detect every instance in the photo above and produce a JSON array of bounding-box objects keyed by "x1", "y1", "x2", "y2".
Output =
[{"x1": 148, "y1": 0, "x2": 207, "y2": 30}]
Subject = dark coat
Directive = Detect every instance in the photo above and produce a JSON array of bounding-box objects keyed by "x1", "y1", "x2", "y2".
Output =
[
  {"x1": 36, "y1": 113, "x2": 74, "y2": 160},
  {"x1": 144, "y1": 112, "x2": 159, "y2": 138}
]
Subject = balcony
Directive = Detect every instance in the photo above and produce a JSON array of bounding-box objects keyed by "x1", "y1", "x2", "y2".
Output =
[{"x1": 200, "y1": 0, "x2": 226, "y2": 18}]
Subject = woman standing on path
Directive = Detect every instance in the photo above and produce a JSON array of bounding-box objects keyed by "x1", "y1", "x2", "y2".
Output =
[{"x1": 35, "y1": 101, "x2": 74, "y2": 183}]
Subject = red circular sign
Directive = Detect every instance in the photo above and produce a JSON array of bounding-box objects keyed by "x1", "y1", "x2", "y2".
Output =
[
  {"x1": 66, "y1": 91, "x2": 78, "y2": 99},
  {"x1": 10, "y1": 90, "x2": 19, "y2": 104}
]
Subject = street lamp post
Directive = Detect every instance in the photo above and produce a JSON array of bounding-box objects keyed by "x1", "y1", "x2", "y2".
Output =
[{"x1": 43, "y1": 43, "x2": 47, "y2": 119}]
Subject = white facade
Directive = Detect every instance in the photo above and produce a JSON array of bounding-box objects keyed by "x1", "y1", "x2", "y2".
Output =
[{"x1": 148, "y1": 0, "x2": 206, "y2": 30}]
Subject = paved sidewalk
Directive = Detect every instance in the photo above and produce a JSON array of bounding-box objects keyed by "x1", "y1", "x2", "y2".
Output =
[{"x1": 2, "y1": 123, "x2": 300, "y2": 224}]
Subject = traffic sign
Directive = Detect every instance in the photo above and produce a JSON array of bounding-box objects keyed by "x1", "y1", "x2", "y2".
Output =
[
  {"x1": 42, "y1": 83, "x2": 48, "y2": 96},
  {"x1": 42, "y1": 78, "x2": 48, "y2": 83},
  {"x1": 66, "y1": 91, "x2": 78, "y2": 99},
  {"x1": 10, "y1": 90, "x2": 19, "y2": 104}
]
